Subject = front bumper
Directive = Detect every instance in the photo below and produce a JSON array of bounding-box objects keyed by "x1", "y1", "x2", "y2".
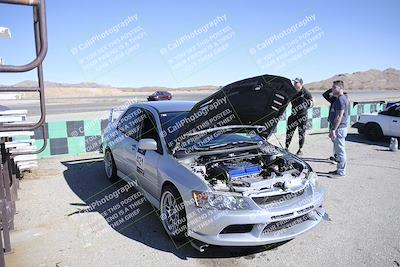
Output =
[{"x1": 186, "y1": 185, "x2": 325, "y2": 246}]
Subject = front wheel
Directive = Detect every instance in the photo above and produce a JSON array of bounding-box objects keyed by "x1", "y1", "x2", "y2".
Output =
[
  {"x1": 160, "y1": 185, "x2": 188, "y2": 241},
  {"x1": 104, "y1": 150, "x2": 118, "y2": 182},
  {"x1": 365, "y1": 123, "x2": 383, "y2": 141}
]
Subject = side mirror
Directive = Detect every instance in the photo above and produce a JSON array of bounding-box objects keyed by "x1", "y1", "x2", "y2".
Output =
[{"x1": 138, "y1": 138, "x2": 157, "y2": 151}]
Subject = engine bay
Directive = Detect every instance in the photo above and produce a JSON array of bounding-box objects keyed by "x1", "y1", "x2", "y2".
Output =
[{"x1": 182, "y1": 148, "x2": 311, "y2": 193}]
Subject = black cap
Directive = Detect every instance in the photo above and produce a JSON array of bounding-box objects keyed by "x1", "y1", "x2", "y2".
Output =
[{"x1": 293, "y1": 77, "x2": 303, "y2": 84}]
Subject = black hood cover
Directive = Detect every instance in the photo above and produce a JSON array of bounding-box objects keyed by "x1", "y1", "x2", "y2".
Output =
[{"x1": 173, "y1": 75, "x2": 297, "y2": 151}]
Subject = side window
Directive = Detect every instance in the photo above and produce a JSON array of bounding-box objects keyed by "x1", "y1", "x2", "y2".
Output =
[
  {"x1": 117, "y1": 107, "x2": 145, "y2": 140},
  {"x1": 381, "y1": 106, "x2": 400, "y2": 117},
  {"x1": 391, "y1": 106, "x2": 400, "y2": 117},
  {"x1": 139, "y1": 110, "x2": 163, "y2": 154}
]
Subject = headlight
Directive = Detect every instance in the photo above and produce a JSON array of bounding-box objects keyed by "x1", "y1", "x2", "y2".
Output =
[
  {"x1": 192, "y1": 191, "x2": 250, "y2": 210},
  {"x1": 308, "y1": 172, "x2": 320, "y2": 188}
]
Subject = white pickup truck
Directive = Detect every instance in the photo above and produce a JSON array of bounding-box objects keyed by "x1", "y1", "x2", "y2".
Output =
[{"x1": 353, "y1": 102, "x2": 400, "y2": 140}]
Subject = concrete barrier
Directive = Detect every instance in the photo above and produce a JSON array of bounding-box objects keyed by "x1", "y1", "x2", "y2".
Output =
[{"x1": 14, "y1": 102, "x2": 385, "y2": 158}]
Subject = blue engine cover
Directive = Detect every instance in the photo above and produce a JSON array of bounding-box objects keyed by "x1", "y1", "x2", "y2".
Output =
[{"x1": 223, "y1": 162, "x2": 262, "y2": 180}]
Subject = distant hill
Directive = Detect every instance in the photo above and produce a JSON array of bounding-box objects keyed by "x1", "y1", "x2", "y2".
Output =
[
  {"x1": 9, "y1": 80, "x2": 217, "y2": 92},
  {"x1": 305, "y1": 68, "x2": 400, "y2": 90},
  {"x1": 13, "y1": 80, "x2": 111, "y2": 88},
  {"x1": 6, "y1": 68, "x2": 400, "y2": 92}
]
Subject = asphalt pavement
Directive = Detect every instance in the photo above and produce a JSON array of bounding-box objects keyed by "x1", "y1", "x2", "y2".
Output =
[{"x1": 5, "y1": 128, "x2": 400, "y2": 267}]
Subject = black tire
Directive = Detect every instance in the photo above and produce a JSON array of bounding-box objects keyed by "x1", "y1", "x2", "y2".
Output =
[
  {"x1": 365, "y1": 123, "x2": 383, "y2": 141},
  {"x1": 104, "y1": 149, "x2": 119, "y2": 182},
  {"x1": 159, "y1": 185, "x2": 188, "y2": 242}
]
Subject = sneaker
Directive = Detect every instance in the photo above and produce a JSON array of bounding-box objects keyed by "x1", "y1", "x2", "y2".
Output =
[
  {"x1": 328, "y1": 170, "x2": 345, "y2": 177},
  {"x1": 296, "y1": 149, "x2": 303, "y2": 156},
  {"x1": 329, "y1": 156, "x2": 339, "y2": 163}
]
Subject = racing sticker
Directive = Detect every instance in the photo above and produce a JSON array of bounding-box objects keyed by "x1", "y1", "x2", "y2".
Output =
[{"x1": 136, "y1": 152, "x2": 145, "y2": 175}]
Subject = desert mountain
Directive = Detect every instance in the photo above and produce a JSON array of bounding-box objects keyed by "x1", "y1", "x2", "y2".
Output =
[
  {"x1": 305, "y1": 68, "x2": 400, "y2": 90},
  {"x1": 13, "y1": 80, "x2": 111, "y2": 88}
]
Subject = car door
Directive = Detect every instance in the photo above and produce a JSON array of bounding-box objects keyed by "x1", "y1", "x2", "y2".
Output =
[
  {"x1": 115, "y1": 107, "x2": 145, "y2": 180},
  {"x1": 388, "y1": 106, "x2": 400, "y2": 136},
  {"x1": 136, "y1": 109, "x2": 163, "y2": 199},
  {"x1": 159, "y1": 92, "x2": 166, "y2": 100},
  {"x1": 111, "y1": 109, "x2": 132, "y2": 173}
]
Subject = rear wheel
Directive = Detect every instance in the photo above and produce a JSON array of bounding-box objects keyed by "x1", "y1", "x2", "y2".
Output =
[
  {"x1": 365, "y1": 123, "x2": 383, "y2": 141},
  {"x1": 104, "y1": 150, "x2": 118, "y2": 182},
  {"x1": 160, "y1": 185, "x2": 188, "y2": 241}
]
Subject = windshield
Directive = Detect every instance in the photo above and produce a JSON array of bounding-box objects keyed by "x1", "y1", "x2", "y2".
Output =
[
  {"x1": 160, "y1": 112, "x2": 265, "y2": 153},
  {"x1": 160, "y1": 111, "x2": 265, "y2": 152},
  {"x1": 178, "y1": 126, "x2": 264, "y2": 154},
  {"x1": 160, "y1": 111, "x2": 189, "y2": 150}
]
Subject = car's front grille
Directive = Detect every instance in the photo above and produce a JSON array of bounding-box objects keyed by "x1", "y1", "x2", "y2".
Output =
[
  {"x1": 271, "y1": 212, "x2": 294, "y2": 220},
  {"x1": 252, "y1": 188, "x2": 305, "y2": 209},
  {"x1": 263, "y1": 213, "x2": 310, "y2": 234},
  {"x1": 297, "y1": 205, "x2": 314, "y2": 214}
]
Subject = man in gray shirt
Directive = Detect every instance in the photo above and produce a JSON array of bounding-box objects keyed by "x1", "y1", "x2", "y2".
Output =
[{"x1": 326, "y1": 80, "x2": 349, "y2": 177}]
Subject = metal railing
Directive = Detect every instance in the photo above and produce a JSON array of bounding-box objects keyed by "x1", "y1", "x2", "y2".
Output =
[
  {"x1": 0, "y1": 0, "x2": 48, "y2": 265},
  {"x1": 0, "y1": 0, "x2": 48, "y2": 133}
]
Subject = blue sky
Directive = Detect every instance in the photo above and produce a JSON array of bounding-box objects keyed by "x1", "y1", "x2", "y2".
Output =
[{"x1": 1, "y1": 0, "x2": 400, "y2": 87}]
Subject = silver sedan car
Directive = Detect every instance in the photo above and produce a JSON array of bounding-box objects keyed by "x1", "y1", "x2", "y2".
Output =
[{"x1": 102, "y1": 74, "x2": 325, "y2": 249}]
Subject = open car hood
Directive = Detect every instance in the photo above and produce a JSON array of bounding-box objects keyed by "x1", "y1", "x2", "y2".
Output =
[{"x1": 172, "y1": 74, "x2": 297, "y2": 152}]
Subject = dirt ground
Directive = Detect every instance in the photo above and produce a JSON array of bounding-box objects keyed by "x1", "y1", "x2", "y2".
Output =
[{"x1": 5, "y1": 128, "x2": 400, "y2": 267}]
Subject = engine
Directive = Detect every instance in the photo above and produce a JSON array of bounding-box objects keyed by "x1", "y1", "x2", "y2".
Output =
[
  {"x1": 185, "y1": 150, "x2": 309, "y2": 191},
  {"x1": 208, "y1": 161, "x2": 263, "y2": 182}
]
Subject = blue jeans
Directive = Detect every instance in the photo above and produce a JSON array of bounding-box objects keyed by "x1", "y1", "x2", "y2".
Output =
[{"x1": 333, "y1": 127, "x2": 348, "y2": 175}]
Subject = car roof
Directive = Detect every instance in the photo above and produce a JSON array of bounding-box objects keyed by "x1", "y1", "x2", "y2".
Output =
[{"x1": 134, "y1": 100, "x2": 197, "y2": 113}]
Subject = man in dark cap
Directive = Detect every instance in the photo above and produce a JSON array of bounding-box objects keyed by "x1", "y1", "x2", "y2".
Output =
[
  {"x1": 323, "y1": 80, "x2": 349, "y2": 163},
  {"x1": 324, "y1": 80, "x2": 349, "y2": 177},
  {"x1": 285, "y1": 78, "x2": 313, "y2": 156}
]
